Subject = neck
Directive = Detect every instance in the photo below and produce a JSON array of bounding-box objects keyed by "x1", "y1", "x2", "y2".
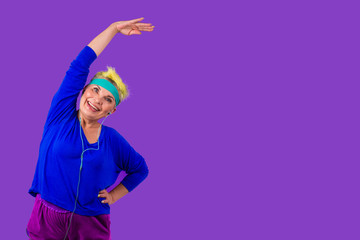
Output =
[{"x1": 77, "y1": 111, "x2": 100, "y2": 129}]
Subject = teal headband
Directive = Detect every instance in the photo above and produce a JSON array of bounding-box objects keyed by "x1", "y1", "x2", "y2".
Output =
[{"x1": 89, "y1": 78, "x2": 120, "y2": 106}]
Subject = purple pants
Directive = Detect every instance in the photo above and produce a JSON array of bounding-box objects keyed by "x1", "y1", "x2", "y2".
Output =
[{"x1": 26, "y1": 194, "x2": 111, "y2": 240}]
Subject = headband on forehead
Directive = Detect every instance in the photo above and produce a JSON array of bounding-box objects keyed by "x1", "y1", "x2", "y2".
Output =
[{"x1": 89, "y1": 78, "x2": 120, "y2": 106}]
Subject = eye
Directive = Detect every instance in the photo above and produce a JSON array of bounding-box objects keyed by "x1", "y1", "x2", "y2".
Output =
[
  {"x1": 93, "y1": 87, "x2": 99, "y2": 93},
  {"x1": 106, "y1": 98, "x2": 112, "y2": 103}
]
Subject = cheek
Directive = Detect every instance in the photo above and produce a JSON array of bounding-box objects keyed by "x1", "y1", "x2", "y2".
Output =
[
  {"x1": 80, "y1": 93, "x2": 90, "y2": 104},
  {"x1": 82, "y1": 91, "x2": 92, "y2": 99},
  {"x1": 104, "y1": 103, "x2": 114, "y2": 112}
]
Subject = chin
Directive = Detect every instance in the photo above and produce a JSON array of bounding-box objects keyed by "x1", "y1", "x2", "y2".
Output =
[{"x1": 79, "y1": 107, "x2": 99, "y2": 120}]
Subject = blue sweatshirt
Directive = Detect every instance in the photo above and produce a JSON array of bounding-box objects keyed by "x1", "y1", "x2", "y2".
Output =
[{"x1": 28, "y1": 46, "x2": 149, "y2": 216}]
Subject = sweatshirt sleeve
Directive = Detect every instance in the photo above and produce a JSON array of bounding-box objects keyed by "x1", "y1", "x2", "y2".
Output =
[
  {"x1": 44, "y1": 46, "x2": 97, "y2": 129},
  {"x1": 114, "y1": 131, "x2": 149, "y2": 192}
]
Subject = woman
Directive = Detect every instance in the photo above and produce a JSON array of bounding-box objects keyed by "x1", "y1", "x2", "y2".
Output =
[{"x1": 26, "y1": 17, "x2": 154, "y2": 240}]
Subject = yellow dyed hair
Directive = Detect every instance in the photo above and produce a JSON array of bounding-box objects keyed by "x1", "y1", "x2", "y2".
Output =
[{"x1": 91, "y1": 66, "x2": 130, "y2": 104}]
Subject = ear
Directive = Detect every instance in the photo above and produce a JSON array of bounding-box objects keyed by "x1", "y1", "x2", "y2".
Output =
[{"x1": 111, "y1": 108, "x2": 117, "y2": 114}]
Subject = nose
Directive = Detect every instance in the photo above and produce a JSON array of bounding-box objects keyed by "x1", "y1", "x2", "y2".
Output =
[{"x1": 93, "y1": 95, "x2": 101, "y2": 104}]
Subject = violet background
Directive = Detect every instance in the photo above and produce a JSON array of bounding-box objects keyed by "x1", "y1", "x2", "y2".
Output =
[{"x1": 0, "y1": 0, "x2": 359, "y2": 239}]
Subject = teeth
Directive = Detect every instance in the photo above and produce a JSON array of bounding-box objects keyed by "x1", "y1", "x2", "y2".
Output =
[{"x1": 88, "y1": 101, "x2": 99, "y2": 111}]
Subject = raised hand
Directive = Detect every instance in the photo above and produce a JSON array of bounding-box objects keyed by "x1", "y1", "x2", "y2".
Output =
[{"x1": 112, "y1": 17, "x2": 155, "y2": 36}]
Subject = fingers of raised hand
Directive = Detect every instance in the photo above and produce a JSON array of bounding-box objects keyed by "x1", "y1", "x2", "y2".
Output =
[
  {"x1": 128, "y1": 25, "x2": 154, "y2": 35},
  {"x1": 117, "y1": 19, "x2": 154, "y2": 35},
  {"x1": 128, "y1": 29, "x2": 140, "y2": 36},
  {"x1": 128, "y1": 17, "x2": 145, "y2": 24},
  {"x1": 119, "y1": 17, "x2": 144, "y2": 29},
  {"x1": 135, "y1": 23, "x2": 155, "y2": 31}
]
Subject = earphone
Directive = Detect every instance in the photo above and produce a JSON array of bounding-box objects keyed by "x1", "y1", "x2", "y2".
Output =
[
  {"x1": 26, "y1": 111, "x2": 113, "y2": 240},
  {"x1": 62, "y1": 113, "x2": 110, "y2": 240}
]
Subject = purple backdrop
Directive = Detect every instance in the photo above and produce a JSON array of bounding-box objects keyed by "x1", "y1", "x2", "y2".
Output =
[{"x1": 0, "y1": 0, "x2": 359, "y2": 239}]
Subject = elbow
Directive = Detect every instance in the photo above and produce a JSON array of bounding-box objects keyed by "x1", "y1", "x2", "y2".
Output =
[
  {"x1": 141, "y1": 158, "x2": 149, "y2": 179},
  {"x1": 142, "y1": 167, "x2": 149, "y2": 180}
]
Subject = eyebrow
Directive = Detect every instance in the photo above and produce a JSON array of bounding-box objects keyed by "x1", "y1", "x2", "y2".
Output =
[{"x1": 95, "y1": 85, "x2": 115, "y2": 100}]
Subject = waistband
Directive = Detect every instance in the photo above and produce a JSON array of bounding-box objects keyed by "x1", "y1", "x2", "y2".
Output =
[{"x1": 36, "y1": 193, "x2": 71, "y2": 213}]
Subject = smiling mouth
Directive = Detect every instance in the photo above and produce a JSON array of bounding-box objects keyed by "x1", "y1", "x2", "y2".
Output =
[{"x1": 87, "y1": 101, "x2": 100, "y2": 111}]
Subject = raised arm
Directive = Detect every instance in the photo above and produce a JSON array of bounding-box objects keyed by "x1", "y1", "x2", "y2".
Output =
[{"x1": 88, "y1": 17, "x2": 155, "y2": 56}]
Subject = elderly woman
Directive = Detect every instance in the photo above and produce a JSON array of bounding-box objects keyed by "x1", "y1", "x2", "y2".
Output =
[{"x1": 26, "y1": 18, "x2": 154, "y2": 240}]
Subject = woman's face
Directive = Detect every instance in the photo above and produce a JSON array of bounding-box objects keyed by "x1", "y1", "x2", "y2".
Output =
[{"x1": 79, "y1": 83, "x2": 117, "y2": 121}]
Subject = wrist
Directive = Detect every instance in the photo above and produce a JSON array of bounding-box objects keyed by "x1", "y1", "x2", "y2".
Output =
[
  {"x1": 109, "y1": 190, "x2": 117, "y2": 202},
  {"x1": 109, "y1": 23, "x2": 119, "y2": 33}
]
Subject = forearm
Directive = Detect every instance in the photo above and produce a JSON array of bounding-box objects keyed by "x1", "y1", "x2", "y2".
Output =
[
  {"x1": 110, "y1": 183, "x2": 129, "y2": 202},
  {"x1": 88, "y1": 23, "x2": 118, "y2": 57}
]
